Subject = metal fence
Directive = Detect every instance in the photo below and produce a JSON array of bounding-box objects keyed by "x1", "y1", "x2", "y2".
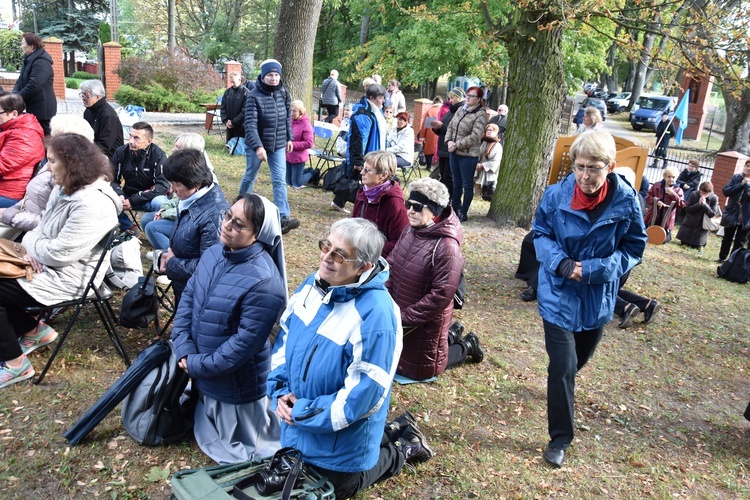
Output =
[{"x1": 643, "y1": 147, "x2": 715, "y2": 186}]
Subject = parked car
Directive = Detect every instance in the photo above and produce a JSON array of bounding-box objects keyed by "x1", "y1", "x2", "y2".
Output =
[
  {"x1": 607, "y1": 92, "x2": 632, "y2": 113},
  {"x1": 591, "y1": 89, "x2": 609, "y2": 99},
  {"x1": 579, "y1": 97, "x2": 607, "y2": 121},
  {"x1": 630, "y1": 95, "x2": 676, "y2": 131}
]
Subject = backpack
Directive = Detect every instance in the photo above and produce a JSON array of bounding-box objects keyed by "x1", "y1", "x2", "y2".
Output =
[
  {"x1": 322, "y1": 165, "x2": 344, "y2": 192},
  {"x1": 121, "y1": 340, "x2": 192, "y2": 445},
  {"x1": 105, "y1": 236, "x2": 143, "y2": 290},
  {"x1": 119, "y1": 266, "x2": 158, "y2": 328},
  {"x1": 717, "y1": 248, "x2": 750, "y2": 284},
  {"x1": 227, "y1": 136, "x2": 247, "y2": 155}
]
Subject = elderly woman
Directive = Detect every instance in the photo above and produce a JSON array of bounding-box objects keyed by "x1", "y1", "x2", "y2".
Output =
[
  {"x1": 387, "y1": 177, "x2": 483, "y2": 382},
  {"x1": 0, "y1": 92, "x2": 45, "y2": 208},
  {"x1": 718, "y1": 160, "x2": 750, "y2": 262},
  {"x1": 172, "y1": 194, "x2": 287, "y2": 463},
  {"x1": 220, "y1": 71, "x2": 250, "y2": 145},
  {"x1": 0, "y1": 134, "x2": 120, "y2": 388},
  {"x1": 268, "y1": 218, "x2": 432, "y2": 499},
  {"x1": 533, "y1": 130, "x2": 646, "y2": 467},
  {"x1": 445, "y1": 86, "x2": 488, "y2": 222},
  {"x1": 0, "y1": 115, "x2": 95, "y2": 240},
  {"x1": 474, "y1": 123, "x2": 503, "y2": 198},
  {"x1": 574, "y1": 106, "x2": 604, "y2": 134},
  {"x1": 352, "y1": 151, "x2": 408, "y2": 257},
  {"x1": 386, "y1": 112, "x2": 415, "y2": 168},
  {"x1": 155, "y1": 149, "x2": 229, "y2": 304},
  {"x1": 676, "y1": 181, "x2": 720, "y2": 251},
  {"x1": 286, "y1": 100, "x2": 314, "y2": 189},
  {"x1": 644, "y1": 166, "x2": 685, "y2": 243},
  {"x1": 13, "y1": 33, "x2": 56, "y2": 135}
]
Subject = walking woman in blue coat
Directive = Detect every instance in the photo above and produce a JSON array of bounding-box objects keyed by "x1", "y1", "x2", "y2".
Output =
[
  {"x1": 172, "y1": 193, "x2": 287, "y2": 464},
  {"x1": 533, "y1": 130, "x2": 647, "y2": 468}
]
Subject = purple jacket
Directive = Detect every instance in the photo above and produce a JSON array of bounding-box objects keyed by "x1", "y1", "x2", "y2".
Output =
[{"x1": 287, "y1": 114, "x2": 314, "y2": 164}]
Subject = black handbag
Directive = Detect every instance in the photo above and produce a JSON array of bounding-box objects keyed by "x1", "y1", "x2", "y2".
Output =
[
  {"x1": 481, "y1": 181, "x2": 494, "y2": 201},
  {"x1": 720, "y1": 203, "x2": 739, "y2": 228},
  {"x1": 120, "y1": 266, "x2": 158, "y2": 328},
  {"x1": 333, "y1": 176, "x2": 361, "y2": 204}
]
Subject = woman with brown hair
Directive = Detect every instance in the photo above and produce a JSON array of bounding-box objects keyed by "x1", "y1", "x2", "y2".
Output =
[{"x1": 13, "y1": 33, "x2": 56, "y2": 135}]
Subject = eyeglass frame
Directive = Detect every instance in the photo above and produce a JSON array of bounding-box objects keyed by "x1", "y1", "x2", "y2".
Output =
[
  {"x1": 318, "y1": 240, "x2": 359, "y2": 264},
  {"x1": 220, "y1": 209, "x2": 250, "y2": 232},
  {"x1": 404, "y1": 200, "x2": 425, "y2": 212},
  {"x1": 572, "y1": 162, "x2": 610, "y2": 176},
  {"x1": 78, "y1": 92, "x2": 94, "y2": 99}
]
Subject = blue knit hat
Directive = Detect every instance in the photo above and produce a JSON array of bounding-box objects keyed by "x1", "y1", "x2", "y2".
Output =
[{"x1": 260, "y1": 59, "x2": 282, "y2": 79}]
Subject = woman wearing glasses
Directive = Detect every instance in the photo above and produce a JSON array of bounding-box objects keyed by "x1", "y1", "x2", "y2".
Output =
[
  {"x1": 387, "y1": 178, "x2": 483, "y2": 382},
  {"x1": 153, "y1": 149, "x2": 229, "y2": 304},
  {"x1": 269, "y1": 218, "x2": 434, "y2": 499},
  {"x1": 172, "y1": 193, "x2": 287, "y2": 463},
  {"x1": 351, "y1": 151, "x2": 408, "y2": 257},
  {"x1": 445, "y1": 86, "x2": 488, "y2": 222},
  {"x1": 533, "y1": 130, "x2": 647, "y2": 468}
]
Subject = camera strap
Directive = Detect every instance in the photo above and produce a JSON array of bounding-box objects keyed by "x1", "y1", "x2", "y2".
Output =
[{"x1": 232, "y1": 447, "x2": 304, "y2": 500}]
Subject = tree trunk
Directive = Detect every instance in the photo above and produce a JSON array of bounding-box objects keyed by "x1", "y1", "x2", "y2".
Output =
[
  {"x1": 719, "y1": 86, "x2": 750, "y2": 155},
  {"x1": 274, "y1": 0, "x2": 324, "y2": 117},
  {"x1": 629, "y1": 25, "x2": 657, "y2": 113},
  {"x1": 360, "y1": 15, "x2": 370, "y2": 45},
  {"x1": 488, "y1": 21, "x2": 566, "y2": 228}
]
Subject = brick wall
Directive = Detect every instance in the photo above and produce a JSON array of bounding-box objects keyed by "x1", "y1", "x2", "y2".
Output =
[
  {"x1": 102, "y1": 42, "x2": 122, "y2": 101},
  {"x1": 43, "y1": 37, "x2": 65, "y2": 100},
  {"x1": 711, "y1": 151, "x2": 749, "y2": 207},
  {"x1": 224, "y1": 61, "x2": 242, "y2": 88}
]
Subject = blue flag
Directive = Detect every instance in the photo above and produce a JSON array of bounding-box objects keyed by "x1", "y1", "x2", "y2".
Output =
[{"x1": 673, "y1": 89, "x2": 690, "y2": 144}]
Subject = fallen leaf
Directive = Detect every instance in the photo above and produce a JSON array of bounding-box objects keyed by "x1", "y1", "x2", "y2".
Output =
[{"x1": 146, "y1": 465, "x2": 170, "y2": 482}]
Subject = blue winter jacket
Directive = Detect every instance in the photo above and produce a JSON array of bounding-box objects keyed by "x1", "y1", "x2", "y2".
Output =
[
  {"x1": 172, "y1": 242, "x2": 287, "y2": 404},
  {"x1": 346, "y1": 99, "x2": 384, "y2": 169},
  {"x1": 267, "y1": 259, "x2": 403, "y2": 473},
  {"x1": 166, "y1": 184, "x2": 229, "y2": 300},
  {"x1": 532, "y1": 172, "x2": 647, "y2": 331},
  {"x1": 244, "y1": 76, "x2": 292, "y2": 154}
]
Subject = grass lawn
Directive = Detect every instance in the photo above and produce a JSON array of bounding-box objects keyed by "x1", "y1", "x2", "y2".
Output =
[{"x1": 1, "y1": 125, "x2": 749, "y2": 499}]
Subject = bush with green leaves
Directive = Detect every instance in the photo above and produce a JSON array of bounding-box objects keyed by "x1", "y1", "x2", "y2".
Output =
[
  {"x1": 0, "y1": 30, "x2": 23, "y2": 70},
  {"x1": 114, "y1": 84, "x2": 222, "y2": 113},
  {"x1": 66, "y1": 78, "x2": 80, "y2": 89},
  {"x1": 5, "y1": 63, "x2": 16, "y2": 72},
  {"x1": 71, "y1": 71, "x2": 100, "y2": 80}
]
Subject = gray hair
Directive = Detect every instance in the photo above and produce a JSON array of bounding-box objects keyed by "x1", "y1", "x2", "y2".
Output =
[
  {"x1": 569, "y1": 130, "x2": 616, "y2": 166},
  {"x1": 175, "y1": 133, "x2": 215, "y2": 173},
  {"x1": 329, "y1": 218, "x2": 385, "y2": 266},
  {"x1": 50, "y1": 114, "x2": 95, "y2": 142},
  {"x1": 80, "y1": 79, "x2": 106, "y2": 97},
  {"x1": 366, "y1": 84, "x2": 386, "y2": 100},
  {"x1": 408, "y1": 177, "x2": 450, "y2": 210}
]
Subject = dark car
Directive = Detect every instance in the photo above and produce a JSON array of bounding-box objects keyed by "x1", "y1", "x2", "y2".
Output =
[
  {"x1": 579, "y1": 97, "x2": 607, "y2": 121},
  {"x1": 591, "y1": 89, "x2": 609, "y2": 99}
]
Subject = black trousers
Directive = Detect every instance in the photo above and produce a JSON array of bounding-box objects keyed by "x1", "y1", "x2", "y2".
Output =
[
  {"x1": 719, "y1": 225, "x2": 748, "y2": 261},
  {"x1": 543, "y1": 319, "x2": 603, "y2": 449},
  {"x1": 225, "y1": 125, "x2": 244, "y2": 146},
  {"x1": 312, "y1": 441, "x2": 405, "y2": 499},
  {"x1": 324, "y1": 104, "x2": 339, "y2": 123},
  {"x1": 0, "y1": 278, "x2": 43, "y2": 361},
  {"x1": 436, "y1": 155, "x2": 453, "y2": 197},
  {"x1": 332, "y1": 168, "x2": 361, "y2": 208}
]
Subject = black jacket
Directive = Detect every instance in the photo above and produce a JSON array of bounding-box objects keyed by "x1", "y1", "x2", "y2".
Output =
[
  {"x1": 13, "y1": 48, "x2": 57, "y2": 122},
  {"x1": 655, "y1": 120, "x2": 676, "y2": 150},
  {"x1": 436, "y1": 101, "x2": 462, "y2": 158},
  {"x1": 220, "y1": 85, "x2": 250, "y2": 137},
  {"x1": 111, "y1": 143, "x2": 169, "y2": 207},
  {"x1": 244, "y1": 76, "x2": 291, "y2": 153},
  {"x1": 84, "y1": 98, "x2": 124, "y2": 160}
]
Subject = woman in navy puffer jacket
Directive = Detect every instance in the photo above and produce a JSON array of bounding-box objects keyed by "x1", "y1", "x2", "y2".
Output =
[
  {"x1": 172, "y1": 193, "x2": 287, "y2": 464},
  {"x1": 156, "y1": 149, "x2": 229, "y2": 304}
]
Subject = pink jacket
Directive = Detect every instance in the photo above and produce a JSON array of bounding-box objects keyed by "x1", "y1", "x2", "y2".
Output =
[{"x1": 286, "y1": 114, "x2": 314, "y2": 164}]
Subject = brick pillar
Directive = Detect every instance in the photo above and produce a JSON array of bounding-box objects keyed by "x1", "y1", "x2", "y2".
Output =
[
  {"x1": 42, "y1": 37, "x2": 65, "y2": 100},
  {"x1": 413, "y1": 99, "x2": 432, "y2": 142},
  {"x1": 224, "y1": 61, "x2": 242, "y2": 88},
  {"x1": 711, "y1": 151, "x2": 749, "y2": 207},
  {"x1": 102, "y1": 42, "x2": 122, "y2": 101}
]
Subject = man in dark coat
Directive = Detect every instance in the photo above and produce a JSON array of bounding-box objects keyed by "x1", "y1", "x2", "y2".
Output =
[
  {"x1": 13, "y1": 33, "x2": 56, "y2": 135},
  {"x1": 652, "y1": 112, "x2": 676, "y2": 169},
  {"x1": 220, "y1": 71, "x2": 250, "y2": 145},
  {"x1": 81, "y1": 79, "x2": 124, "y2": 161}
]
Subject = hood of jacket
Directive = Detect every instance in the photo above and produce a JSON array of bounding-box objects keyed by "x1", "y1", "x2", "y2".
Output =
[
  {"x1": 403, "y1": 206, "x2": 463, "y2": 247},
  {"x1": 314, "y1": 257, "x2": 390, "y2": 304}
]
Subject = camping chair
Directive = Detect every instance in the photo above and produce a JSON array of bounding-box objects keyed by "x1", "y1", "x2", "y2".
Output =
[
  {"x1": 23, "y1": 227, "x2": 131, "y2": 384},
  {"x1": 399, "y1": 142, "x2": 424, "y2": 187},
  {"x1": 308, "y1": 121, "x2": 345, "y2": 175},
  {"x1": 153, "y1": 270, "x2": 176, "y2": 337}
]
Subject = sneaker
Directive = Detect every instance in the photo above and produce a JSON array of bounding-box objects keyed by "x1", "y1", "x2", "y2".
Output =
[
  {"x1": 330, "y1": 202, "x2": 350, "y2": 214},
  {"x1": 617, "y1": 304, "x2": 640, "y2": 329},
  {"x1": 463, "y1": 332, "x2": 484, "y2": 363},
  {"x1": 642, "y1": 300, "x2": 661, "y2": 325},
  {"x1": 281, "y1": 217, "x2": 300, "y2": 235},
  {"x1": 397, "y1": 424, "x2": 434, "y2": 464},
  {"x1": 520, "y1": 286, "x2": 537, "y2": 302},
  {"x1": 0, "y1": 357, "x2": 35, "y2": 389},
  {"x1": 293, "y1": 185, "x2": 307, "y2": 190},
  {"x1": 384, "y1": 410, "x2": 417, "y2": 441},
  {"x1": 156, "y1": 275, "x2": 172, "y2": 286},
  {"x1": 19, "y1": 322, "x2": 58, "y2": 355}
]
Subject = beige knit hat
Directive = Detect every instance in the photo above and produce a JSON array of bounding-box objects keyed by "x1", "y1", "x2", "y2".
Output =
[{"x1": 449, "y1": 87, "x2": 465, "y2": 101}]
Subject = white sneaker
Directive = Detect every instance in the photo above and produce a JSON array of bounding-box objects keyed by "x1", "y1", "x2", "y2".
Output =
[
  {"x1": 156, "y1": 275, "x2": 172, "y2": 286},
  {"x1": 330, "y1": 202, "x2": 350, "y2": 214}
]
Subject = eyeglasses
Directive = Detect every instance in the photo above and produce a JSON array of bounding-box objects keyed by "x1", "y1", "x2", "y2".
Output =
[
  {"x1": 318, "y1": 240, "x2": 358, "y2": 264},
  {"x1": 404, "y1": 200, "x2": 425, "y2": 212},
  {"x1": 221, "y1": 209, "x2": 249, "y2": 232},
  {"x1": 78, "y1": 92, "x2": 93, "y2": 99},
  {"x1": 573, "y1": 163, "x2": 609, "y2": 176},
  {"x1": 361, "y1": 167, "x2": 377, "y2": 174}
]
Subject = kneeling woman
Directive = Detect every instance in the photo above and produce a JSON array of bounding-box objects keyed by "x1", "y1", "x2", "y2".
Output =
[
  {"x1": 172, "y1": 194, "x2": 287, "y2": 464},
  {"x1": 387, "y1": 177, "x2": 483, "y2": 382}
]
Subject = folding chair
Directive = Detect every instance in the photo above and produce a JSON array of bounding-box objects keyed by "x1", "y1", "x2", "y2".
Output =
[
  {"x1": 23, "y1": 227, "x2": 131, "y2": 384},
  {"x1": 399, "y1": 142, "x2": 424, "y2": 186},
  {"x1": 205, "y1": 96, "x2": 225, "y2": 140},
  {"x1": 308, "y1": 121, "x2": 345, "y2": 175}
]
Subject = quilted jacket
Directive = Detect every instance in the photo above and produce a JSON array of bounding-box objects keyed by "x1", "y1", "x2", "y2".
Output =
[
  {"x1": 352, "y1": 180, "x2": 409, "y2": 257},
  {"x1": 0, "y1": 113, "x2": 45, "y2": 200},
  {"x1": 244, "y1": 76, "x2": 292, "y2": 153},
  {"x1": 172, "y1": 242, "x2": 286, "y2": 404},
  {"x1": 445, "y1": 104, "x2": 488, "y2": 158},
  {"x1": 1, "y1": 163, "x2": 54, "y2": 231},
  {"x1": 386, "y1": 208, "x2": 463, "y2": 380}
]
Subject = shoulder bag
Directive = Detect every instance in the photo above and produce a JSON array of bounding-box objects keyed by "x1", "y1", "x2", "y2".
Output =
[{"x1": 0, "y1": 238, "x2": 33, "y2": 281}]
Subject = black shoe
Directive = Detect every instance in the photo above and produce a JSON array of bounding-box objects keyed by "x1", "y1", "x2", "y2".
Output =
[
  {"x1": 618, "y1": 304, "x2": 640, "y2": 329},
  {"x1": 458, "y1": 211, "x2": 468, "y2": 222},
  {"x1": 384, "y1": 410, "x2": 417, "y2": 441},
  {"x1": 642, "y1": 300, "x2": 661, "y2": 325},
  {"x1": 463, "y1": 332, "x2": 484, "y2": 363},
  {"x1": 280, "y1": 217, "x2": 300, "y2": 234},
  {"x1": 396, "y1": 426, "x2": 434, "y2": 464},
  {"x1": 520, "y1": 286, "x2": 537, "y2": 302},
  {"x1": 543, "y1": 446, "x2": 565, "y2": 468},
  {"x1": 716, "y1": 258, "x2": 725, "y2": 264},
  {"x1": 448, "y1": 321, "x2": 464, "y2": 344}
]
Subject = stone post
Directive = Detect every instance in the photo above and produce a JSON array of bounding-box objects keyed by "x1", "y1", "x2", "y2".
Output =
[
  {"x1": 224, "y1": 61, "x2": 242, "y2": 88},
  {"x1": 678, "y1": 74, "x2": 713, "y2": 141},
  {"x1": 412, "y1": 99, "x2": 432, "y2": 141},
  {"x1": 102, "y1": 42, "x2": 122, "y2": 101},
  {"x1": 711, "y1": 151, "x2": 749, "y2": 207},
  {"x1": 42, "y1": 37, "x2": 65, "y2": 100}
]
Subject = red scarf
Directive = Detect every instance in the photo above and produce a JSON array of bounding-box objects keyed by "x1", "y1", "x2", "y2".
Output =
[{"x1": 571, "y1": 181, "x2": 609, "y2": 211}]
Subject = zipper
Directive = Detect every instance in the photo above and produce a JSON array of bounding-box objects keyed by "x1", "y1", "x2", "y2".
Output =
[{"x1": 302, "y1": 343, "x2": 319, "y2": 382}]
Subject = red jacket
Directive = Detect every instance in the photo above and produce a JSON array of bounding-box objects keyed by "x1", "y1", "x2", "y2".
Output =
[
  {"x1": 644, "y1": 180, "x2": 685, "y2": 230},
  {"x1": 0, "y1": 113, "x2": 45, "y2": 200},
  {"x1": 386, "y1": 208, "x2": 463, "y2": 380},
  {"x1": 352, "y1": 180, "x2": 409, "y2": 257}
]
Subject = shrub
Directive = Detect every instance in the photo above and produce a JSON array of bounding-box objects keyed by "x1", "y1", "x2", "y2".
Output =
[
  {"x1": 114, "y1": 84, "x2": 200, "y2": 113},
  {"x1": 4, "y1": 63, "x2": 16, "y2": 72},
  {"x1": 0, "y1": 30, "x2": 23, "y2": 70},
  {"x1": 71, "y1": 71, "x2": 100, "y2": 80},
  {"x1": 66, "y1": 78, "x2": 80, "y2": 89}
]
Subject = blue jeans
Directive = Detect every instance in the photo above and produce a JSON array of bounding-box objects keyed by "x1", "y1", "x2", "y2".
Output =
[
  {"x1": 141, "y1": 211, "x2": 174, "y2": 250},
  {"x1": 240, "y1": 148, "x2": 290, "y2": 218},
  {"x1": 286, "y1": 162, "x2": 305, "y2": 188},
  {"x1": 0, "y1": 195, "x2": 20, "y2": 208},
  {"x1": 449, "y1": 153, "x2": 478, "y2": 215},
  {"x1": 117, "y1": 195, "x2": 170, "y2": 230}
]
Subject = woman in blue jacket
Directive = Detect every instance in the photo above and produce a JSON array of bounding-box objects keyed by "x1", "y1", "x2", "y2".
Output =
[
  {"x1": 268, "y1": 218, "x2": 432, "y2": 499},
  {"x1": 532, "y1": 130, "x2": 647, "y2": 468},
  {"x1": 172, "y1": 193, "x2": 287, "y2": 464}
]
